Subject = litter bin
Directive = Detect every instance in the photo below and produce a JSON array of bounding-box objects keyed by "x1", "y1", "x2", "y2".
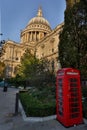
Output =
[
  {"x1": 3, "y1": 81, "x2": 8, "y2": 92},
  {"x1": 3, "y1": 86, "x2": 7, "y2": 92}
]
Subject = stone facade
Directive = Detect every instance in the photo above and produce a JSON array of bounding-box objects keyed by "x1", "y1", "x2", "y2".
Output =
[
  {"x1": 1, "y1": 7, "x2": 63, "y2": 78},
  {"x1": 1, "y1": 1, "x2": 81, "y2": 78}
]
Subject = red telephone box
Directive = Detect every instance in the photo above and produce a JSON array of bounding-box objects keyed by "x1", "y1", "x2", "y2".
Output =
[{"x1": 56, "y1": 68, "x2": 83, "y2": 127}]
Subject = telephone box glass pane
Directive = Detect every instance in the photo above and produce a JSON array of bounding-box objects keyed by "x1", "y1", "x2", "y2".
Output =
[
  {"x1": 70, "y1": 113, "x2": 79, "y2": 118},
  {"x1": 58, "y1": 79, "x2": 63, "y2": 116},
  {"x1": 69, "y1": 78, "x2": 78, "y2": 87}
]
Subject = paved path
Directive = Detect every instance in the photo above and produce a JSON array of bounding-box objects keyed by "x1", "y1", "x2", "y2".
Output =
[{"x1": 0, "y1": 87, "x2": 87, "y2": 130}]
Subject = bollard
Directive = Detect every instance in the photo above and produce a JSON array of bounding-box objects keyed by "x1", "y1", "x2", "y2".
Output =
[{"x1": 15, "y1": 92, "x2": 19, "y2": 115}]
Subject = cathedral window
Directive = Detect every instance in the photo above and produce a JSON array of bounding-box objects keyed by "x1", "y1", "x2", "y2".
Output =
[
  {"x1": 15, "y1": 57, "x2": 19, "y2": 60},
  {"x1": 44, "y1": 33, "x2": 46, "y2": 37},
  {"x1": 36, "y1": 32, "x2": 39, "y2": 41},
  {"x1": 56, "y1": 57, "x2": 58, "y2": 61},
  {"x1": 52, "y1": 48, "x2": 54, "y2": 52},
  {"x1": 50, "y1": 38, "x2": 55, "y2": 43},
  {"x1": 41, "y1": 44, "x2": 45, "y2": 49}
]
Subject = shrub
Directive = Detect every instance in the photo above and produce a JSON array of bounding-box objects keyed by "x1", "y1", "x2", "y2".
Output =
[
  {"x1": 83, "y1": 101, "x2": 87, "y2": 119},
  {"x1": 82, "y1": 86, "x2": 87, "y2": 97},
  {"x1": 19, "y1": 92, "x2": 56, "y2": 117}
]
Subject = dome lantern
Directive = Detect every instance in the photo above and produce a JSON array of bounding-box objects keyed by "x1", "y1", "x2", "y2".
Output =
[
  {"x1": 21, "y1": 7, "x2": 51, "y2": 44},
  {"x1": 37, "y1": 7, "x2": 43, "y2": 17},
  {"x1": 26, "y1": 6, "x2": 51, "y2": 31}
]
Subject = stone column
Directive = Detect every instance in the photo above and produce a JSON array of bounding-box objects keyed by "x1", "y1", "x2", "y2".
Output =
[
  {"x1": 28, "y1": 33, "x2": 30, "y2": 42},
  {"x1": 39, "y1": 32, "x2": 41, "y2": 40},
  {"x1": 24, "y1": 34, "x2": 26, "y2": 42},
  {"x1": 30, "y1": 32, "x2": 31, "y2": 41},
  {"x1": 31, "y1": 32, "x2": 33, "y2": 41},
  {"x1": 36, "y1": 32, "x2": 37, "y2": 41},
  {"x1": 27, "y1": 33, "x2": 29, "y2": 42},
  {"x1": 35, "y1": 32, "x2": 36, "y2": 41},
  {"x1": 22, "y1": 35, "x2": 24, "y2": 42}
]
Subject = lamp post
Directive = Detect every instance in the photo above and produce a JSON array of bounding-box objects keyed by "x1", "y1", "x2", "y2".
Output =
[
  {"x1": 0, "y1": 33, "x2": 7, "y2": 92},
  {"x1": 0, "y1": 33, "x2": 5, "y2": 56},
  {"x1": 0, "y1": 33, "x2": 4, "y2": 61},
  {"x1": 0, "y1": 33, "x2": 3, "y2": 56}
]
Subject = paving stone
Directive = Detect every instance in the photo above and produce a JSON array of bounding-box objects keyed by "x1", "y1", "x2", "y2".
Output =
[{"x1": 0, "y1": 88, "x2": 87, "y2": 130}]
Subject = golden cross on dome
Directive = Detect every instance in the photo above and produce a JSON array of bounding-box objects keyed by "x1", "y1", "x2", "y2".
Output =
[{"x1": 37, "y1": 6, "x2": 43, "y2": 17}]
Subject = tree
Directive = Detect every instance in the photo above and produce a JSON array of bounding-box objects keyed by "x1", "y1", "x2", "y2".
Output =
[
  {"x1": 0, "y1": 61, "x2": 5, "y2": 79},
  {"x1": 0, "y1": 40, "x2": 5, "y2": 57},
  {"x1": 59, "y1": 0, "x2": 87, "y2": 77},
  {"x1": 16, "y1": 49, "x2": 55, "y2": 88}
]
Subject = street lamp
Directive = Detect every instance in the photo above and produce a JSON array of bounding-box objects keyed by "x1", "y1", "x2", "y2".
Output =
[
  {"x1": 0, "y1": 33, "x2": 7, "y2": 91},
  {"x1": 0, "y1": 40, "x2": 5, "y2": 58},
  {"x1": 0, "y1": 33, "x2": 3, "y2": 37},
  {"x1": 0, "y1": 33, "x2": 4, "y2": 59}
]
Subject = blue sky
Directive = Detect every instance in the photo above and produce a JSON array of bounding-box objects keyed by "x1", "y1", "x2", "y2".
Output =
[{"x1": 1, "y1": 0, "x2": 66, "y2": 42}]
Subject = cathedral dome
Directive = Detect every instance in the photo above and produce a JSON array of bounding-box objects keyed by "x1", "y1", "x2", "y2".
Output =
[
  {"x1": 26, "y1": 7, "x2": 51, "y2": 33},
  {"x1": 21, "y1": 7, "x2": 51, "y2": 44},
  {"x1": 28, "y1": 17, "x2": 50, "y2": 28}
]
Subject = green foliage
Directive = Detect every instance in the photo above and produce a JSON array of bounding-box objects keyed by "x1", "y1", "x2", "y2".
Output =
[
  {"x1": 82, "y1": 86, "x2": 87, "y2": 118},
  {"x1": 82, "y1": 86, "x2": 87, "y2": 98},
  {"x1": 0, "y1": 61, "x2": 5, "y2": 79},
  {"x1": 15, "y1": 49, "x2": 55, "y2": 88},
  {"x1": 19, "y1": 92, "x2": 56, "y2": 117},
  {"x1": 59, "y1": 0, "x2": 87, "y2": 77},
  {"x1": 9, "y1": 75, "x2": 26, "y2": 88},
  {"x1": 18, "y1": 50, "x2": 37, "y2": 78},
  {"x1": 83, "y1": 101, "x2": 87, "y2": 119},
  {"x1": 29, "y1": 85, "x2": 56, "y2": 101}
]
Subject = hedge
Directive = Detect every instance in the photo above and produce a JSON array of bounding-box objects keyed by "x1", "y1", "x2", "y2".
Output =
[
  {"x1": 19, "y1": 92, "x2": 56, "y2": 117},
  {"x1": 19, "y1": 89, "x2": 87, "y2": 119}
]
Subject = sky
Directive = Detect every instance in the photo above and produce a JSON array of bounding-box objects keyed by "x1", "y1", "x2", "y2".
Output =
[{"x1": 1, "y1": 0, "x2": 66, "y2": 43}]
